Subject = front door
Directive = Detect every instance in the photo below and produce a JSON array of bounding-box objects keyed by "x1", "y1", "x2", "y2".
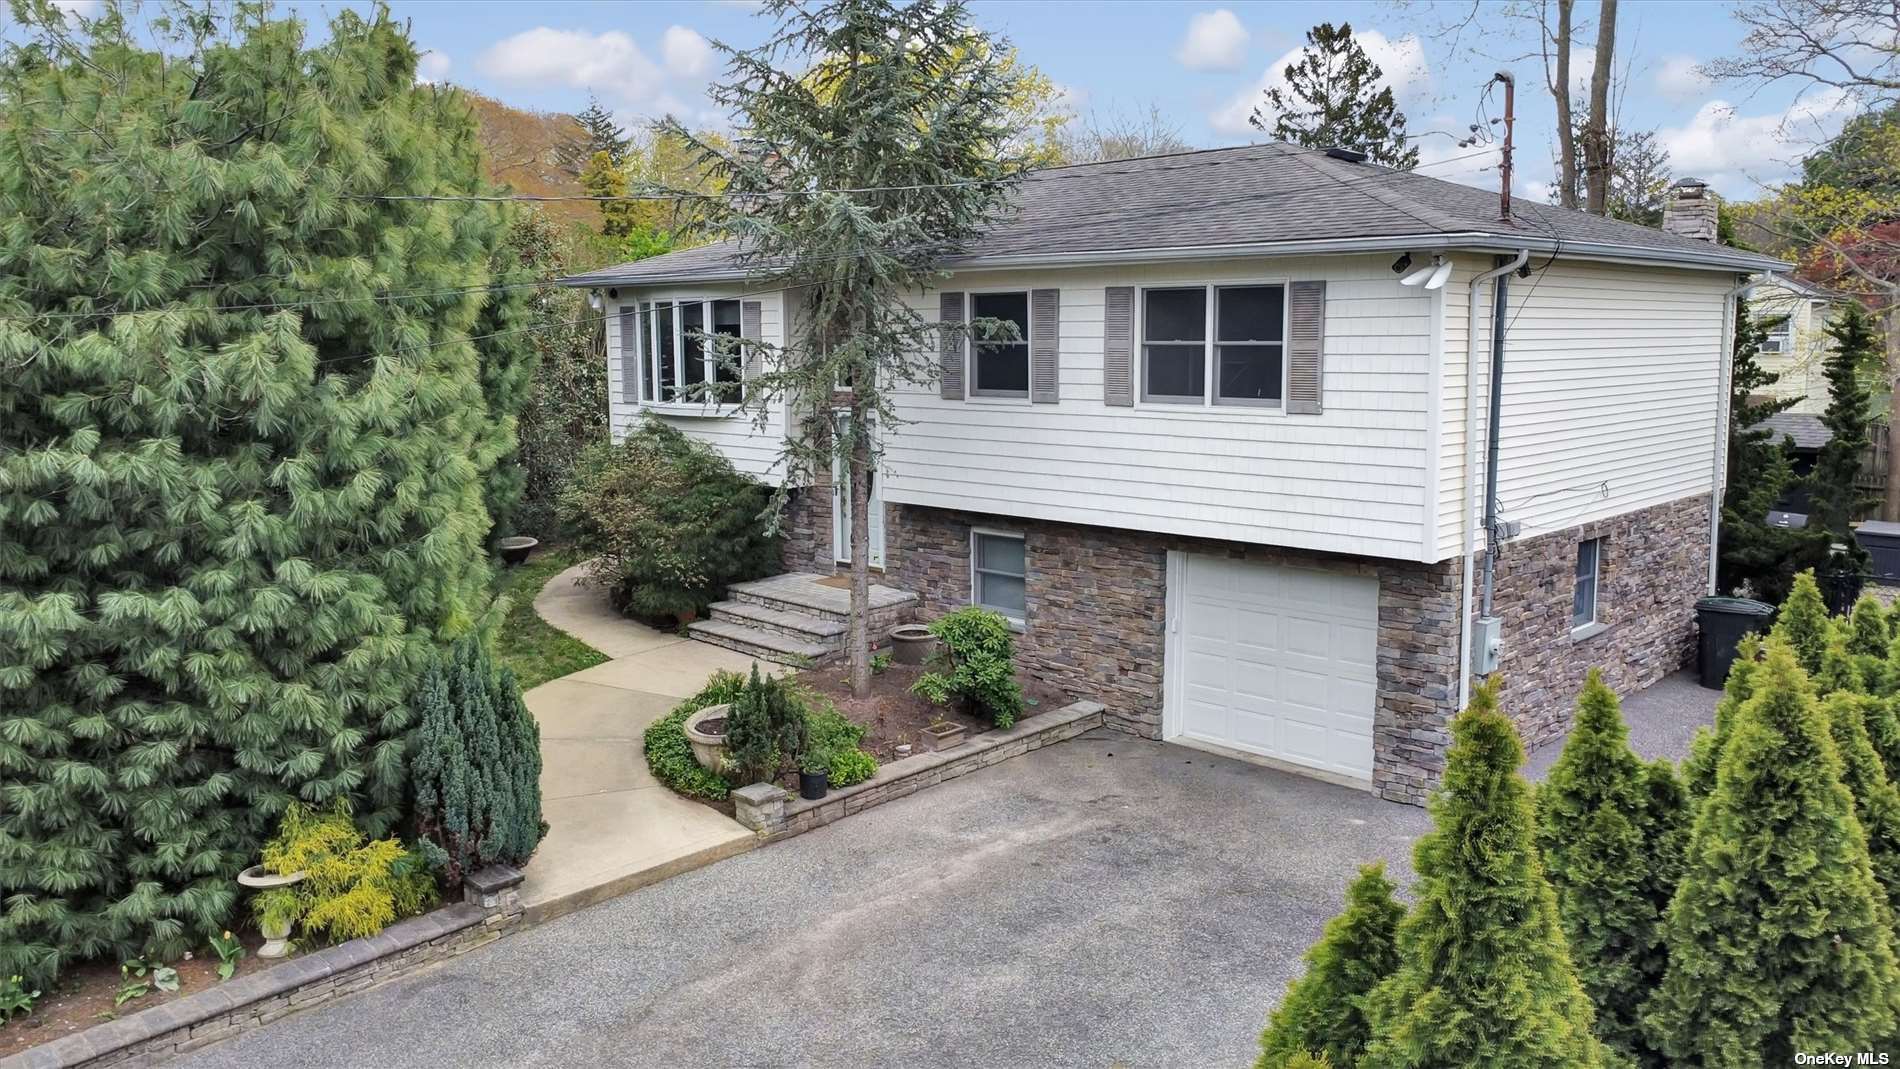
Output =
[{"x1": 831, "y1": 417, "x2": 885, "y2": 568}]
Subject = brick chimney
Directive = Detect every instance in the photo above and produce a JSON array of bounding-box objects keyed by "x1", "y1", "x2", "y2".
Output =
[{"x1": 1662, "y1": 177, "x2": 1718, "y2": 243}]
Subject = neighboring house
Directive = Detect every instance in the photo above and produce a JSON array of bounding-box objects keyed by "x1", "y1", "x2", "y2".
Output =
[
  {"x1": 1748, "y1": 272, "x2": 1847, "y2": 516},
  {"x1": 564, "y1": 145, "x2": 1787, "y2": 804}
]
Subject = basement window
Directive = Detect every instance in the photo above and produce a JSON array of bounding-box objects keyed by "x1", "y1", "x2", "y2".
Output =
[
  {"x1": 971, "y1": 530, "x2": 1027, "y2": 623},
  {"x1": 1572, "y1": 537, "x2": 1603, "y2": 636}
]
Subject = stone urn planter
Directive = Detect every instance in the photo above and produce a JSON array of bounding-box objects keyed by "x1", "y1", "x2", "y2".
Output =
[
  {"x1": 921, "y1": 720, "x2": 965, "y2": 752},
  {"x1": 683, "y1": 704, "x2": 732, "y2": 774},
  {"x1": 889, "y1": 623, "x2": 939, "y2": 666},
  {"x1": 237, "y1": 864, "x2": 306, "y2": 959},
  {"x1": 497, "y1": 535, "x2": 539, "y2": 567}
]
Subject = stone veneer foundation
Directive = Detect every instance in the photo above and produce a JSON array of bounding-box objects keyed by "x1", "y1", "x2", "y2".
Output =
[{"x1": 777, "y1": 489, "x2": 1708, "y2": 806}]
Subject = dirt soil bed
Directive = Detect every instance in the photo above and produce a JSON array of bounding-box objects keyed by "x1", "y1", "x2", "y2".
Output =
[
  {"x1": 0, "y1": 930, "x2": 271, "y2": 1059},
  {"x1": 795, "y1": 662, "x2": 1072, "y2": 762}
]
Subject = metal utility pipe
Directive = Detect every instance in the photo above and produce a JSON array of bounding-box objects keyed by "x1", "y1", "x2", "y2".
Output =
[
  {"x1": 1458, "y1": 248, "x2": 1531, "y2": 711},
  {"x1": 1480, "y1": 258, "x2": 1514, "y2": 619}
]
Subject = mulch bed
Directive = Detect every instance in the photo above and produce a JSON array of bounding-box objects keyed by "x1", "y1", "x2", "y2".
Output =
[
  {"x1": 794, "y1": 661, "x2": 1072, "y2": 763},
  {"x1": 0, "y1": 930, "x2": 271, "y2": 1059}
]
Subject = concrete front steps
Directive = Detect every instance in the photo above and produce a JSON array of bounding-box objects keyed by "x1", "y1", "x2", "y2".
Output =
[{"x1": 687, "y1": 572, "x2": 919, "y2": 666}]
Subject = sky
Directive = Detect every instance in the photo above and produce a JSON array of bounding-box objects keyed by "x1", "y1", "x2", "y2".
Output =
[{"x1": 38, "y1": 1, "x2": 1863, "y2": 203}]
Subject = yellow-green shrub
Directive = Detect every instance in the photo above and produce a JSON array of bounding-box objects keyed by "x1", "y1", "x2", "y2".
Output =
[{"x1": 254, "y1": 804, "x2": 437, "y2": 945}]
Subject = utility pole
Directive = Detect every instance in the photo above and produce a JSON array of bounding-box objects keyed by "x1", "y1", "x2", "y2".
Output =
[{"x1": 1494, "y1": 71, "x2": 1515, "y2": 224}]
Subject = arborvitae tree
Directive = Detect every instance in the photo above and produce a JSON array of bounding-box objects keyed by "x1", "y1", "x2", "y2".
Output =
[
  {"x1": 1805, "y1": 302, "x2": 1880, "y2": 559},
  {"x1": 1534, "y1": 671, "x2": 1688, "y2": 1068},
  {"x1": 1870, "y1": 695, "x2": 1900, "y2": 774},
  {"x1": 1685, "y1": 634, "x2": 1763, "y2": 800},
  {"x1": 1360, "y1": 683, "x2": 1608, "y2": 1069},
  {"x1": 1645, "y1": 641, "x2": 1900, "y2": 1063},
  {"x1": 1824, "y1": 692, "x2": 1900, "y2": 915},
  {"x1": 1251, "y1": 23, "x2": 1419, "y2": 169},
  {"x1": 409, "y1": 640, "x2": 545, "y2": 887},
  {"x1": 1717, "y1": 294, "x2": 1802, "y2": 600},
  {"x1": 0, "y1": 4, "x2": 518, "y2": 985},
  {"x1": 1816, "y1": 631, "x2": 1866, "y2": 695},
  {"x1": 1257, "y1": 864, "x2": 1404, "y2": 1069},
  {"x1": 1769, "y1": 570, "x2": 1833, "y2": 677},
  {"x1": 1845, "y1": 594, "x2": 1893, "y2": 692}
]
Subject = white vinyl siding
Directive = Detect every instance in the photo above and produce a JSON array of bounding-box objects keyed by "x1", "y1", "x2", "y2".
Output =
[
  {"x1": 884, "y1": 256, "x2": 1437, "y2": 561},
  {"x1": 606, "y1": 287, "x2": 788, "y2": 480},
  {"x1": 1434, "y1": 256, "x2": 1732, "y2": 561}
]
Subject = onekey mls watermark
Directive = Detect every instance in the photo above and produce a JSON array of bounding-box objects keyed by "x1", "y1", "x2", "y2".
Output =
[{"x1": 1795, "y1": 1054, "x2": 1891, "y2": 1066}]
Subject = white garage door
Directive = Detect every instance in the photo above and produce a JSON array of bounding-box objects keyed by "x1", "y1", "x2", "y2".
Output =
[{"x1": 1164, "y1": 553, "x2": 1378, "y2": 783}]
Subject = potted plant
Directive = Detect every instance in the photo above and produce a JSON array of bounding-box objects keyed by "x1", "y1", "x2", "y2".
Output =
[
  {"x1": 683, "y1": 703, "x2": 732, "y2": 774},
  {"x1": 798, "y1": 747, "x2": 832, "y2": 800},
  {"x1": 921, "y1": 712, "x2": 965, "y2": 752},
  {"x1": 889, "y1": 622, "x2": 938, "y2": 665},
  {"x1": 236, "y1": 864, "x2": 306, "y2": 958}
]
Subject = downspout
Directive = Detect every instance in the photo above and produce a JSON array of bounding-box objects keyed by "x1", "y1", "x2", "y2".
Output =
[
  {"x1": 1707, "y1": 273, "x2": 1776, "y2": 593},
  {"x1": 1458, "y1": 249, "x2": 1531, "y2": 711}
]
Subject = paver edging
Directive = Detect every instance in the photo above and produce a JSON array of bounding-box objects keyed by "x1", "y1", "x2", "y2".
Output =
[
  {"x1": 733, "y1": 699, "x2": 1106, "y2": 841},
  {"x1": 3, "y1": 866, "x2": 526, "y2": 1069}
]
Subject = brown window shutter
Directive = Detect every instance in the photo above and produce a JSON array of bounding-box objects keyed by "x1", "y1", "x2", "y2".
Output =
[
  {"x1": 741, "y1": 300, "x2": 763, "y2": 380},
  {"x1": 1103, "y1": 286, "x2": 1134, "y2": 407},
  {"x1": 1287, "y1": 280, "x2": 1326, "y2": 415},
  {"x1": 939, "y1": 291, "x2": 965, "y2": 399},
  {"x1": 1030, "y1": 288, "x2": 1060, "y2": 403},
  {"x1": 618, "y1": 305, "x2": 639, "y2": 403}
]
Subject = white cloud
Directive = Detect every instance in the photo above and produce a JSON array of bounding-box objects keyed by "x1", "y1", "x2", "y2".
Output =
[
  {"x1": 478, "y1": 27, "x2": 667, "y2": 107},
  {"x1": 415, "y1": 49, "x2": 451, "y2": 85},
  {"x1": 1654, "y1": 54, "x2": 1711, "y2": 104},
  {"x1": 50, "y1": 0, "x2": 100, "y2": 18},
  {"x1": 1657, "y1": 88, "x2": 1855, "y2": 195},
  {"x1": 1211, "y1": 29, "x2": 1429, "y2": 138},
  {"x1": 662, "y1": 26, "x2": 714, "y2": 78},
  {"x1": 1175, "y1": 10, "x2": 1250, "y2": 71}
]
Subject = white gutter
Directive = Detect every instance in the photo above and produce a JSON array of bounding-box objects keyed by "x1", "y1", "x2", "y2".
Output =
[
  {"x1": 563, "y1": 234, "x2": 1789, "y2": 288},
  {"x1": 1708, "y1": 273, "x2": 1777, "y2": 593},
  {"x1": 1459, "y1": 249, "x2": 1531, "y2": 713}
]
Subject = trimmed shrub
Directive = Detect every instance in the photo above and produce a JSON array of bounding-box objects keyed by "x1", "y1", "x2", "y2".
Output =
[
  {"x1": 912, "y1": 607, "x2": 1026, "y2": 728},
  {"x1": 644, "y1": 671, "x2": 746, "y2": 801},
  {"x1": 1769, "y1": 570, "x2": 1831, "y2": 677},
  {"x1": 1645, "y1": 640, "x2": 1900, "y2": 1063},
  {"x1": 1823, "y1": 692, "x2": 1900, "y2": 916},
  {"x1": 1685, "y1": 634, "x2": 1763, "y2": 801},
  {"x1": 251, "y1": 804, "x2": 436, "y2": 946},
  {"x1": 725, "y1": 664, "x2": 808, "y2": 786},
  {"x1": 408, "y1": 640, "x2": 546, "y2": 887},
  {"x1": 1535, "y1": 671, "x2": 1687, "y2": 1068},
  {"x1": 557, "y1": 417, "x2": 779, "y2": 621},
  {"x1": 1361, "y1": 681, "x2": 1609, "y2": 1069},
  {"x1": 1257, "y1": 864, "x2": 1403, "y2": 1069}
]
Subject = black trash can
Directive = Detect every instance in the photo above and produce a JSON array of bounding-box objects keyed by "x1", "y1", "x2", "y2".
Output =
[
  {"x1": 1694, "y1": 596, "x2": 1775, "y2": 690},
  {"x1": 1859, "y1": 520, "x2": 1900, "y2": 582}
]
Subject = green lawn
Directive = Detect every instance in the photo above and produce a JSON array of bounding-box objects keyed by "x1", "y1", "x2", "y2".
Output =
[{"x1": 496, "y1": 548, "x2": 609, "y2": 691}]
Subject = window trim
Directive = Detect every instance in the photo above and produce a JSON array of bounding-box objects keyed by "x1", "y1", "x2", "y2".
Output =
[
  {"x1": 1136, "y1": 280, "x2": 1291, "y2": 409},
  {"x1": 1571, "y1": 536, "x2": 1603, "y2": 637},
  {"x1": 626, "y1": 297, "x2": 747, "y2": 412},
  {"x1": 965, "y1": 289, "x2": 1033, "y2": 400},
  {"x1": 969, "y1": 526, "x2": 1028, "y2": 627}
]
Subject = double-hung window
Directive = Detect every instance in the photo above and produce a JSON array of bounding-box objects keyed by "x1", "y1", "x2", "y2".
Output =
[
  {"x1": 631, "y1": 298, "x2": 745, "y2": 404},
  {"x1": 970, "y1": 291, "x2": 1031, "y2": 397},
  {"x1": 1141, "y1": 284, "x2": 1286, "y2": 406},
  {"x1": 971, "y1": 530, "x2": 1027, "y2": 622},
  {"x1": 1760, "y1": 313, "x2": 1792, "y2": 354},
  {"x1": 1572, "y1": 537, "x2": 1602, "y2": 632}
]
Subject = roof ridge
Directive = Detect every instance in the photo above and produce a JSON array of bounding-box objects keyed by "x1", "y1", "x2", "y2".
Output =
[{"x1": 1271, "y1": 145, "x2": 1470, "y2": 236}]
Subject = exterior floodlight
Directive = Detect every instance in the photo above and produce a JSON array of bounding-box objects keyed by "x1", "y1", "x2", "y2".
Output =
[
  {"x1": 1422, "y1": 259, "x2": 1455, "y2": 290},
  {"x1": 588, "y1": 290, "x2": 605, "y2": 313},
  {"x1": 1399, "y1": 261, "x2": 1437, "y2": 286}
]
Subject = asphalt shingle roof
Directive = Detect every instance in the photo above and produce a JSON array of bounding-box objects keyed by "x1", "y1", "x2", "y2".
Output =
[
  {"x1": 1760, "y1": 411, "x2": 1832, "y2": 451},
  {"x1": 564, "y1": 142, "x2": 1788, "y2": 287}
]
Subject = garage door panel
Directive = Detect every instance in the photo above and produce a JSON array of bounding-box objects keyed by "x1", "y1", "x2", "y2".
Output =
[{"x1": 1170, "y1": 555, "x2": 1377, "y2": 781}]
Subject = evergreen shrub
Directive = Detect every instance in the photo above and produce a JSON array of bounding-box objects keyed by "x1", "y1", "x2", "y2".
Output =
[
  {"x1": 1256, "y1": 864, "x2": 1403, "y2": 1069},
  {"x1": 725, "y1": 664, "x2": 808, "y2": 786},
  {"x1": 557, "y1": 417, "x2": 779, "y2": 622},
  {"x1": 408, "y1": 640, "x2": 546, "y2": 887},
  {"x1": 251, "y1": 804, "x2": 437, "y2": 946},
  {"x1": 912, "y1": 607, "x2": 1025, "y2": 727}
]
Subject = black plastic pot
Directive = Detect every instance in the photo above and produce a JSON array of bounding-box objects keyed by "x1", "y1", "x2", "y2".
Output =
[
  {"x1": 497, "y1": 535, "x2": 539, "y2": 566},
  {"x1": 798, "y1": 769, "x2": 830, "y2": 800}
]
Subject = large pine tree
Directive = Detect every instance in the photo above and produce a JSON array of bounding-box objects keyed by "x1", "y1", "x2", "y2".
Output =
[
  {"x1": 1360, "y1": 683, "x2": 1608, "y2": 1069},
  {"x1": 1535, "y1": 671, "x2": 1687, "y2": 1068},
  {"x1": 1716, "y1": 294, "x2": 1802, "y2": 600},
  {"x1": 1804, "y1": 302, "x2": 1880, "y2": 567},
  {"x1": 0, "y1": 4, "x2": 523, "y2": 983},
  {"x1": 1646, "y1": 641, "x2": 1900, "y2": 1063},
  {"x1": 1257, "y1": 864, "x2": 1404, "y2": 1069},
  {"x1": 1250, "y1": 23, "x2": 1419, "y2": 169}
]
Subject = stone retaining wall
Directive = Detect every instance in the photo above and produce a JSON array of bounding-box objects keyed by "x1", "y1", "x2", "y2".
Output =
[
  {"x1": 732, "y1": 700, "x2": 1105, "y2": 839},
  {"x1": 6, "y1": 867, "x2": 525, "y2": 1069}
]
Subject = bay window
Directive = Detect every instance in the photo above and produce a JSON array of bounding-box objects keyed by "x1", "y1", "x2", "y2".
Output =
[
  {"x1": 629, "y1": 297, "x2": 746, "y2": 405},
  {"x1": 1141, "y1": 283, "x2": 1286, "y2": 406}
]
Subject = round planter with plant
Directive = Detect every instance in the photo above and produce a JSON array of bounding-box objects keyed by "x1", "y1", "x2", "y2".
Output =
[
  {"x1": 236, "y1": 865, "x2": 306, "y2": 958},
  {"x1": 798, "y1": 748, "x2": 832, "y2": 800},
  {"x1": 683, "y1": 704, "x2": 732, "y2": 774}
]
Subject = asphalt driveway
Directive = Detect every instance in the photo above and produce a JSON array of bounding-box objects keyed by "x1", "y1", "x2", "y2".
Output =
[{"x1": 175, "y1": 671, "x2": 1712, "y2": 1069}]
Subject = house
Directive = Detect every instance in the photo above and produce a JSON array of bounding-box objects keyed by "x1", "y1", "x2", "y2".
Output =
[
  {"x1": 1746, "y1": 270, "x2": 1848, "y2": 514},
  {"x1": 563, "y1": 144, "x2": 1788, "y2": 804}
]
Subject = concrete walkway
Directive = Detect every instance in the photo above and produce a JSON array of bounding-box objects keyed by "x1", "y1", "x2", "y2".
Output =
[{"x1": 519, "y1": 564, "x2": 761, "y2": 922}]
